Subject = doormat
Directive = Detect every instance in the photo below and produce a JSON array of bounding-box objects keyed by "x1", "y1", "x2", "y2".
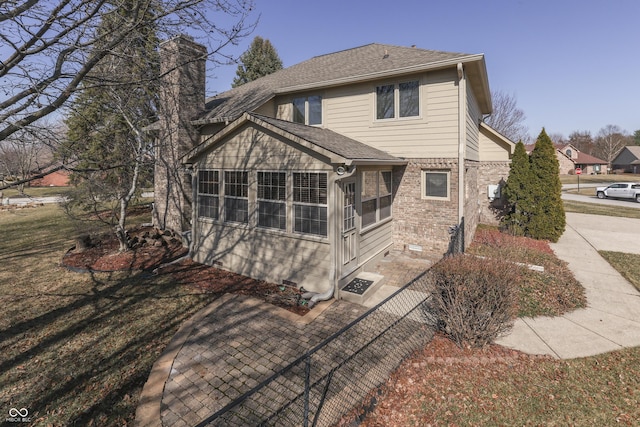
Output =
[{"x1": 342, "y1": 278, "x2": 374, "y2": 295}]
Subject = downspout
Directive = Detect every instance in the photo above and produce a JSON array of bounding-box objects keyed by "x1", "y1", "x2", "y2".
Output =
[
  {"x1": 304, "y1": 164, "x2": 357, "y2": 308},
  {"x1": 457, "y1": 63, "x2": 466, "y2": 225}
]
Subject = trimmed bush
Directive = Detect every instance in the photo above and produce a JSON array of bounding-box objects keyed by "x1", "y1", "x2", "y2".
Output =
[{"x1": 425, "y1": 254, "x2": 520, "y2": 348}]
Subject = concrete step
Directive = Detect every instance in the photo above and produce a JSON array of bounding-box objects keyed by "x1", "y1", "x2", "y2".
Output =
[{"x1": 338, "y1": 272, "x2": 385, "y2": 305}]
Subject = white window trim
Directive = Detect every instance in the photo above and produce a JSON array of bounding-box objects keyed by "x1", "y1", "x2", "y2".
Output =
[
  {"x1": 223, "y1": 170, "x2": 249, "y2": 224},
  {"x1": 373, "y1": 79, "x2": 422, "y2": 122},
  {"x1": 292, "y1": 171, "x2": 329, "y2": 238},
  {"x1": 196, "y1": 169, "x2": 220, "y2": 221},
  {"x1": 256, "y1": 170, "x2": 287, "y2": 231},
  {"x1": 422, "y1": 170, "x2": 450, "y2": 201}
]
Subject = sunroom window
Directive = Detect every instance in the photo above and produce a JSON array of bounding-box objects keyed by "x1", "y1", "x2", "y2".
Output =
[
  {"x1": 293, "y1": 95, "x2": 322, "y2": 125},
  {"x1": 361, "y1": 170, "x2": 392, "y2": 228},
  {"x1": 197, "y1": 170, "x2": 219, "y2": 220},
  {"x1": 224, "y1": 171, "x2": 248, "y2": 223},
  {"x1": 257, "y1": 171, "x2": 286, "y2": 230},
  {"x1": 293, "y1": 172, "x2": 328, "y2": 237}
]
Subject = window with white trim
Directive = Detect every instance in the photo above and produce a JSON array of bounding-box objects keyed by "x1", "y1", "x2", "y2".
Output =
[
  {"x1": 293, "y1": 95, "x2": 322, "y2": 125},
  {"x1": 197, "y1": 170, "x2": 219, "y2": 219},
  {"x1": 376, "y1": 80, "x2": 419, "y2": 120},
  {"x1": 293, "y1": 172, "x2": 328, "y2": 237},
  {"x1": 361, "y1": 170, "x2": 393, "y2": 228},
  {"x1": 422, "y1": 170, "x2": 450, "y2": 200},
  {"x1": 257, "y1": 171, "x2": 286, "y2": 230},
  {"x1": 224, "y1": 171, "x2": 248, "y2": 223}
]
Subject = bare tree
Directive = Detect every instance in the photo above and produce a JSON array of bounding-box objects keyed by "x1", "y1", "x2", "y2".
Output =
[
  {"x1": 0, "y1": 0, "x2": 255, "y2": 144},
  {"x1": 485, "y1": 89, "x2": 529, "y2": 143},
  {"x1": 568, "y1": 130, "x2": 595, "y2": 155},
  {"x1": 594, "y1": 125, "x2": 631, "y2": 171},
  {"x1": 0, "y1": 121, "x2": 64, "y2": 193}
]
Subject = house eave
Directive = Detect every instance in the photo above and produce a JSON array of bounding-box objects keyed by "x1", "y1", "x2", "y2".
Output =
[
  {"x1": 348, "y1": 158, "x2": 408, "y2": 166},
  {"x1": 275, "y1": 54, "x2": 487, "y2": 96}
]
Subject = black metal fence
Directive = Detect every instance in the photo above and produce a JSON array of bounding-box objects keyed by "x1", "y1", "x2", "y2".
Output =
[
  {"x1": 447, "y1": 217, "x2": 465, "y2": 256},
  {"x1": 195, "y1": 272, "x2": 435, "y2": 427}
]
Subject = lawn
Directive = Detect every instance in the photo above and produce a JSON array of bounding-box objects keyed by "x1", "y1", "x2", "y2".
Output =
[
  {"x1": 359, "y1": 224, "x2": 640, "y2": 426},
  {"x1": 0, "y1": 205, "x2": 221, "y2": 425},
  {"x1": 599, "y1": 251, "x2": 640, "y2": 291},
  {"x1": 563, "y1": 199, "x2": 640, "y2": 219},
  {"x1": 560, "y1": 173, "x2": 640, "y2": 185}
]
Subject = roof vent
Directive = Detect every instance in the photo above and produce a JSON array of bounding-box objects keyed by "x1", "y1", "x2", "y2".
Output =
[{"x1": 383, "y1": 49, "x2": 389, "y2": 59}]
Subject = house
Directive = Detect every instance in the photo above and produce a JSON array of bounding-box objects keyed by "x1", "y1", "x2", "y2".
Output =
[
  {"x1": 612, "y1": 146, "x2": 640, "y2": 174},
  {"x1": 153, "y1": 36, "x2": 514, "y2": 303},
  {"x1": 554, "y1": 143, "x2": 607, "y2": 175},
  {"x1": 30, "y1": 169, "x2": 70, "y2": 187}
]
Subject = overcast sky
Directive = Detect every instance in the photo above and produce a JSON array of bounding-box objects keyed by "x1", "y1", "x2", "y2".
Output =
[{"x1": 206, "y1": 0, "x2": 640, "y2": 140}]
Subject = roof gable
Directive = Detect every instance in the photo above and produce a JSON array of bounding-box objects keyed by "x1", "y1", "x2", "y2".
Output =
[
  {"x1": 185, "y1": 112, "x2": 406, "y2": 166},
  {"x1": 197, "y1": 43, "x2": 490, "y2": 124}
]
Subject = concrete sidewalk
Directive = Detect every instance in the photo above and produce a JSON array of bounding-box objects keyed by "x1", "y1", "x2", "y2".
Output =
[{"x1": 497, "y1": 212, "x2": 640, "y2": 359}]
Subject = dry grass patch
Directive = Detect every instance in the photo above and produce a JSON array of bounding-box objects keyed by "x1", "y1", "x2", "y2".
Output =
[
  {"x1": 0, "y1": 205, "x2": 221, "y2": 425},
  {"x1": 468, "y1": 226, "x2": 586, "y2": 317},
  {"x1": 599, "y1": 251, "x2": 640, "y2": 291}
]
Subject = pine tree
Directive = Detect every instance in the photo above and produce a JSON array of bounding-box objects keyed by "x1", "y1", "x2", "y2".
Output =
[
  {"x1": 501, "y1": 140, "x2": 533, "y2": 235},
  {"x1": 232, "y1": 36, "x2": 283, "y2": 87},
  {"x1": 63, "y1": 2, "x2": 159, "y2": 251},
  {"x1": 527, "y1": 128, "x2": 565, "y2": 242}
]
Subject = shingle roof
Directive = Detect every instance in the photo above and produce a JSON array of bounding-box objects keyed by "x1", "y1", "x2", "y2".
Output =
[
  {"x1": 576, "y1": 152, "x2": 606, "y2": 164},
  {"x1": 197, "y1": 43, "x2": 485, "y2": 124},
  {"x1": 250, "y1": 114, "x2": 403, "y2": 163},
  {"x1": 185, "y1": 112, "x2": 406, "y2": 165}
]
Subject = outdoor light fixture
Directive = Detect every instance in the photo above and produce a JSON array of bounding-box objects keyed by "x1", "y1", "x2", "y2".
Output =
[{"x1": 336, "y1": 166, "x2": 346, "y2": 175}]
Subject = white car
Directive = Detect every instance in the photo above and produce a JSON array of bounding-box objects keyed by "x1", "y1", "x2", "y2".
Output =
[{"x1": 595, "y1": 182, "x2": 640, "y2": 202}]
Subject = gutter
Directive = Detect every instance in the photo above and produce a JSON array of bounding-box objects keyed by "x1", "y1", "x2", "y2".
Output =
[
  {"x1": 303, "y1": 164, "x2": 358, "y2": 308},
  {"x1": 457, "y1": 62, "x2": 466, "y2": 224}
]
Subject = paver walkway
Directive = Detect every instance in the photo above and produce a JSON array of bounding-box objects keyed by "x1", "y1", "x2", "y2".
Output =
[{"x1": 136, "y1": 251, "x2": 433, "y2": 427}]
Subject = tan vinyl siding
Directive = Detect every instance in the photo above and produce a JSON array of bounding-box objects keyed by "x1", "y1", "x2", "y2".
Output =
[
  {"x1": 275, "y1": 69, "x2": 461, "y2": 158},
  {"x1": 465, "y1": 82, "x2": 481, "y2": 161},
  {"x1": 192, "y1": 123, "x2": 333, "y2": 293},
  {"x1": 479, "y1": 127, "x2": 512, "y2": 161},
  {"x1": 359, "y1": 220, "x2": 393, "y2": 263},
  {"x1": 193, "y1": 222, "x2": 331, "y2": 292}
]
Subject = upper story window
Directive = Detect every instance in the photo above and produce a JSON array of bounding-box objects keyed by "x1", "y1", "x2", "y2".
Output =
[
  {"x1": 224, "y1": 171, "x2": 249, "y2": 224},
  {"x1": 197, "y1": 170, "x2": 219, "y2": 220},
  {"x1": 293, "y1": 95, "x2": 322, "y2": 125},
  {"x1": 566, "y1": 149, "x2": 572, "y2": 157},
  {"x1": 376, "y1": 80, "x2": 419, "y2": 120}
]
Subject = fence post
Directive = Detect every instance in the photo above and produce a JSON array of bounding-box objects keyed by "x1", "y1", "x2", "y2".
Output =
[{"x1": 303, "y1": 353, "x2": 311, "y2": 427}]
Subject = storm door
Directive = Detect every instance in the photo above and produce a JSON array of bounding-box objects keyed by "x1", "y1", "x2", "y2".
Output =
[{"x1": 341, "y1": 179, "x2": 358, "y2": 274}]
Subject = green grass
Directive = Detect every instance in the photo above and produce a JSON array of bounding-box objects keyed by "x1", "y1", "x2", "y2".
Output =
[
  {"x1": 599, "y1": 251, "x2": 640, "y2": 291},
  {"x1": 1, "y1": 186, "x2": 75, "y2": 198},
  {"x1": 563, "y1": 200, "x2": 640, "y2": 219},
  {"x1": 560, "y1": 173, "x2": 640, "y2": 185},
  {"x1": 0, "y1": 205, "x2": 219, "y2": 425}
]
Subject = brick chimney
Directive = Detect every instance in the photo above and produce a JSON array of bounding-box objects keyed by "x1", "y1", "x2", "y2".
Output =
[{"x1": 154, "y1": 35, "x2": 207, "y2": 234}]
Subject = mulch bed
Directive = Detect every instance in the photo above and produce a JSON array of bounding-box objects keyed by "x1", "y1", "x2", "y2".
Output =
[{"x1": 61, "y1": 226, "x2": 309, "y2": 315}]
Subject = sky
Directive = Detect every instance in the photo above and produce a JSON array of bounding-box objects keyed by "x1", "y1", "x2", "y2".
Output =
[{"x1": 205, "y1": 0, "x2": 640, "y2": 140}]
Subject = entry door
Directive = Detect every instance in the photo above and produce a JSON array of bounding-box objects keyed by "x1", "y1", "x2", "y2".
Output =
[{"x1": 341, "y1": 179, "x2": 358, "y2": 274}]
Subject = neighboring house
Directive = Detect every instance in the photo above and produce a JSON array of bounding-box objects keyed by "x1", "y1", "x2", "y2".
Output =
[
  {"x1": 30, "y1": 169, "x2": 70, "y2": 187},
  {"x1": 612, "y1": 146, "x2": 640, "y2": 174},
  {"x1": 153, "y1": 36, "x2": 514, "y2": 302},
  {"x1": 554, "y1": 143, "x2": 607, "y2": 175}
]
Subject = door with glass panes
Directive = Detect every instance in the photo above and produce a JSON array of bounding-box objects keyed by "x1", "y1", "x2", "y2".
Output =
[{"x1": 341, "y1": 179, "x2": 358, "y2": 274}]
